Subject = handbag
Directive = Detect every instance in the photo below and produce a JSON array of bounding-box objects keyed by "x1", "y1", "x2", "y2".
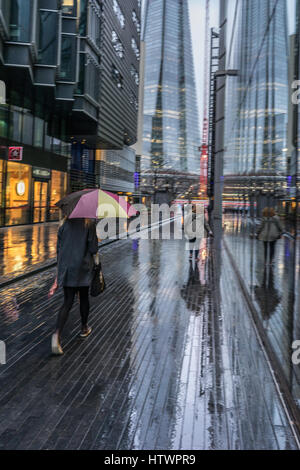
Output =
[{"x1": 90, "y1": 262, "x2": 106, "y2": 297}]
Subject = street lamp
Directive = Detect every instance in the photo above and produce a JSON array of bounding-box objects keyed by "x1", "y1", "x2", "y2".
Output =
[{"x1": 212, "y1": 69, "x2": 238, "y2": 224}]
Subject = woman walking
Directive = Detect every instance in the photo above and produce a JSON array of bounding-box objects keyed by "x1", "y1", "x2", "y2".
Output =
[
  {"x1": 50, "y1": 217, "x2": 99, "y2": 355},
  {"x1": 185, "y1": 205, "x2": 213, "y2": 261},
  {"x1": 256, "y1": 207, "x2": 284, "y2": 265}
]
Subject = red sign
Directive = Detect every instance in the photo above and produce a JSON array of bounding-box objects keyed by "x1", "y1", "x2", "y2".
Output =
[{"x1": 8, "y1": 147, "x2": 23, "y2": 161}]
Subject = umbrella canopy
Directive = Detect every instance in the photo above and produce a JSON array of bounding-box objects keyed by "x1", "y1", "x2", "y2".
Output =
[{"x1": 56, "y1": 189, "x2": 137, "y2": 219}]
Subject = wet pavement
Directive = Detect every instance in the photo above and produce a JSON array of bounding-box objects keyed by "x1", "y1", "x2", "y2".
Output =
[
  {"x1": 0, "y1": 221, "x2": 298, "y2": 449},
  {"x1": 0, "y1": 223, "x2": 58, "y2": 285}
]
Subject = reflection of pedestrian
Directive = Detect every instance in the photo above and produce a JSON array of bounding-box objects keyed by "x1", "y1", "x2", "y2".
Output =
[
  {"x1": 254, "y1": 266, "x2": 280, "y2": 320},
  {"x1": 256, "y1": 207, "x2": 283, "y2": 265},
  {"x1": 50, "y1": 218, "x2": 99, "y2": 355},
  {"x1": 185, "y1": 205, "x2": 212, "y2": 261},
  {"x1": 181, "y1": 263, "x2": 206, "y2": 313}
]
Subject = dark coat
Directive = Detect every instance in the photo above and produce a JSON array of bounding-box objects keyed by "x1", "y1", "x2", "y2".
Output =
[{"x1": 57, "y1": 219, "x2": 99, "y2": 287}]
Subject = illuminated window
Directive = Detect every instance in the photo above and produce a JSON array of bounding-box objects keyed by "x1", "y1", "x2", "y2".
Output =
[{"x1": 5, "y1": 162, "x2": 31, "y2": 226}]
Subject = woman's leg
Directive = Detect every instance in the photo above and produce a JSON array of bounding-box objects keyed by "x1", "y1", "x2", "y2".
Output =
[
  {"x1": 79, "y1": 287, "x2": 90, "y2": 328},
  {"x1": 55, "y1": 287, "x2": 77, "y2": 337},
  {"x1": 195, "y1": 250, "x2": 200, "y2": 260},
  {"x1": 270, "y1": 241, "x2": 276, "y2": 262},
  {"x1": 263, "y1": 242, "x2": 268, "y2": 263}
]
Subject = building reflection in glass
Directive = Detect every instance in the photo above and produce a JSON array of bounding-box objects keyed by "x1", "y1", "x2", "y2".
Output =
[{"x1": 222, "y1": 0, "x2": 300, "y2": 411}]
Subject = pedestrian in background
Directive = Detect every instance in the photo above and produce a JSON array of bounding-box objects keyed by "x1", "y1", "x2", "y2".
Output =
[
  {"x1": 50, "y1": 216, "x2": 99, "y2": 355},
  {"x1": 256, "y1": 207, "x2": 284, "y2": 265},
  {"x1": 185, "y1": 205, "x2": 213, "y2": 261}
]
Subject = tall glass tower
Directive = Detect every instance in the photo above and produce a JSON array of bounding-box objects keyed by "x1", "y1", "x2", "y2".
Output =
[{"x1": 141, "y1": 0, "x2": 200, "y2": 185}]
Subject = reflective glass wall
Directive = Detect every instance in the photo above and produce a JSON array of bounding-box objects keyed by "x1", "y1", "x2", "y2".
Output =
[{"x1": 223, "y1": 0, "x2": 300, "y2": 408}]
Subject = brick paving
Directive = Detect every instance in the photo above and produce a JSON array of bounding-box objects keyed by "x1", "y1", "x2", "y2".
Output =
[{"x1": 0, "y1": 223, "x2": 298, "y2": 449}]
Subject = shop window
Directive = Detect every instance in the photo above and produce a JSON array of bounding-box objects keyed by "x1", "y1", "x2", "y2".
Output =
[
  {"x1": 50, "y1": 170, "x2": 67, "y2": 221},
  {"x1": 10, "y1": 0, "x2": 33, "y2": 42},
  {"x1": 5, "y1": 162, "x2": 31, "y2": 226},
  {"x1": 38, "y1": 10, "x2": 58, "y2": 65},
  {"x1": 59, "y1": 35, "x2": 77, "y2": 81}
]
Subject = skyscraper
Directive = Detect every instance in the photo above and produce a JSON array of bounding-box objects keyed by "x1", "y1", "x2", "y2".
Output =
[
  {"x1": 141, "y1": 0, "x2": 200, "y2": 199},
  {"x1": 223, "y1": 0, "x2": 289, "y2": 213}
]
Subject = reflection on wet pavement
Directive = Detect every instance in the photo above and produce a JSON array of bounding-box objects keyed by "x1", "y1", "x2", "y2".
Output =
[
  {"x1": 0, "y1": 223, "x2": 298, "y2": 449},
  {"x1": 0, "y1": 223, "x2": 58, "y2": 283},
  {"x1": 224, "y1": 214, "x2": 300, "y2": 408}
]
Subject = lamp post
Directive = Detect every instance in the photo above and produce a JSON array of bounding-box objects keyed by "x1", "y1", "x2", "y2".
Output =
[{"x1": 212, "y1": 69, "x2": 238, "y2": 227}]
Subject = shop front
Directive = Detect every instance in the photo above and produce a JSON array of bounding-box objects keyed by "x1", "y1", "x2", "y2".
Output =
[{"x1": 0, "y1": 159, "x2": 67, "y2": 227}]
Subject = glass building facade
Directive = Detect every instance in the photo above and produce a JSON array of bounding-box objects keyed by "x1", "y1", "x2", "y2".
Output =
[
  {"x1": 219, "y1": 0, "x2": 300, "y2": 412},
  {"x1": 0, "y1": 0, "x2": 141, "y2": 226},
  {"x1": 141, "y1": 0, "x2": 200, "y2": 183}
]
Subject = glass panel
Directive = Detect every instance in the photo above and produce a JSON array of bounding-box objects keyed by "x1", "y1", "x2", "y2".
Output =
[
  {"x1": 9, "y1": 0, "x2": 32, "y2": 42},
  {"x1": 22, "y1": 112, "x2": 33, "y2": 145},
  {"x1": 0, "y1": 105, "x2": 9, "y2": 138},
  {"x1": 88, "y1": 1, "x2": 100, "y2": 46},
  {"x1": 39, "y1": 10, "x2": 58, "y2": 65},
  {"x1": 62, "y1": 0, "x2": 75, "y2": 15},
  {"x1": 1, "y1": 0, "x2": 11, "y2": 27},
  {"x1": 49, "y1": 170, "x2": 66, "y2": 220},
  {"x1": 5, "y1": 162, "x2": 30, "y2": 225},
  {"x1": 75, "y1": 53, "x2": 85, "y2": 94},
  {"x1": 0, "y1": 159, "x2": 3, "y2": 209},
  {"x1": 9, "y1": 109, "x2": 22, "y2": 142},
  {"x1": 52, "y1": 138, "x2": 61, "y2": 155},
  {"x1": 78, "y1": 0, "x2": 87, "y2": 35},
  {"x1": 33, "y1": 117, "x2": 44, "y2": 148},
  {"x1": 60, "y1": 35, "x2": 76, "y2": 81},
  {"x1": 33, "y1": 181, "x2": 48, "y2": 223},
  {"x1": 44, "y1": 123, "x2": 52, "y2": 151}
]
